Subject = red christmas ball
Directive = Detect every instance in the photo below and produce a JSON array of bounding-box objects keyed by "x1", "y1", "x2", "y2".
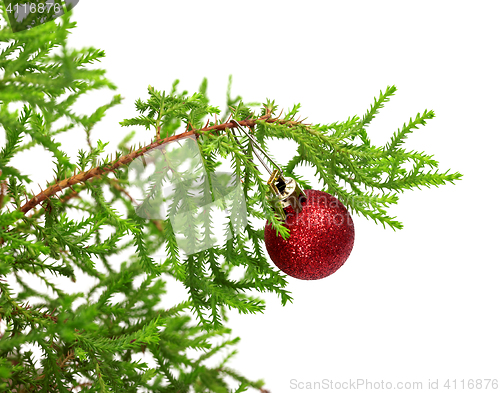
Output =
[{"x1": 264, "y1": 189, "x2": 355, "y2": 280}]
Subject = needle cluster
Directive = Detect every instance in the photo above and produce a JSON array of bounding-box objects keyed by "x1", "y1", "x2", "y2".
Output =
[{"x1": 0, "y1": 4, "x2": 461, "y2": 393}]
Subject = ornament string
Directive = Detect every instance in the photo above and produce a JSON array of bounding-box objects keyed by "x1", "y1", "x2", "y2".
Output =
[
  {"x1": 229, "y1": 120, "x2": 284, "y2": 178},
  {"x1": 228, "y1": 120, "x2": 305, "y2": 221}
]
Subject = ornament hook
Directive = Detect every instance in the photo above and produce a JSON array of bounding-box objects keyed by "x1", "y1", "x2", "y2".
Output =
[
  {"x1": 230, "y1": 120, "x2": 284, "y2": 178},
  {"x1": 229, "y1": 119, "x2": 305, "y2": 221}
]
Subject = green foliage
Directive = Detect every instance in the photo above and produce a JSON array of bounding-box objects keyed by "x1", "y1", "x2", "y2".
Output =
[
  {"x1": 0, "y1": 2, "x2": 461, "y2": 392},
  {"x1": 3, "y1": 0, "x2": 73, "y2": 33}
]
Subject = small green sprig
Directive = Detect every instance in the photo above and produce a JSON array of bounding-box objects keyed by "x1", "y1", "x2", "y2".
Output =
[{"x1": 0, "y1": 2, "x2": 461, "y2": 391}]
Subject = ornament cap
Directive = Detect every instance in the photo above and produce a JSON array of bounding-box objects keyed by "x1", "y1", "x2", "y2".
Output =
[{"x1": 267, "y1": 169, "x2": 305, "y2": 221}]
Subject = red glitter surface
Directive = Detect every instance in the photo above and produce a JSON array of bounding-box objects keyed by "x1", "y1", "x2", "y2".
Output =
[{"x1": 264, "y1": 189, "x2": 355, "y2": 280}]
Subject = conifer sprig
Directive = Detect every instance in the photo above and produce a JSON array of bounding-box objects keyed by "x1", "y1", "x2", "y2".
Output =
[{"x1": 0, "y1": 3, "x2": 462, "y2": 391}]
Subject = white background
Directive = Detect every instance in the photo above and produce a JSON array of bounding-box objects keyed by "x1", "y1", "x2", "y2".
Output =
[{"x1": 13, "y1": 1, "x2": 500, "y2": 392}]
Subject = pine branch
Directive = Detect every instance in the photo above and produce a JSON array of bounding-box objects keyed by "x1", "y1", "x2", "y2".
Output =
[
  {"x1": 0, "y1": 5, "x2": 463, "y2": 390},
  {"x1": 17, "y1": 112, "x2": 311, "y2": 218},
  {"x1": 384, "y1": 109, "x2": 435, "y2": 153}
]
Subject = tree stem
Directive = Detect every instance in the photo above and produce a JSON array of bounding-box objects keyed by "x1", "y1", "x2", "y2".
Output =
[{"x1": 19, "y1": 113, "x2": 300, "y2": 215}]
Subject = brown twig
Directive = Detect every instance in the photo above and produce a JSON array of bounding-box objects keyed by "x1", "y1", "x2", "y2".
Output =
[
  {"x1": 156, "y1": 125, "x2": 161, "y2": 141},
  {"x1": 0, "y1": 178, "x2": 7, "y2": 210},
  {"x1": 19, "y1": 114, "x2": 306, "y2": 216},
  {"x1": 19, "y1": 131, "x2": 195, "y2": 215}
]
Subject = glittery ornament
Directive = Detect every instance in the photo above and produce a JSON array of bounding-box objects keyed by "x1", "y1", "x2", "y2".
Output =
[{"x1": 264, "y1": 189, "x2": 355, "y2": 280}]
